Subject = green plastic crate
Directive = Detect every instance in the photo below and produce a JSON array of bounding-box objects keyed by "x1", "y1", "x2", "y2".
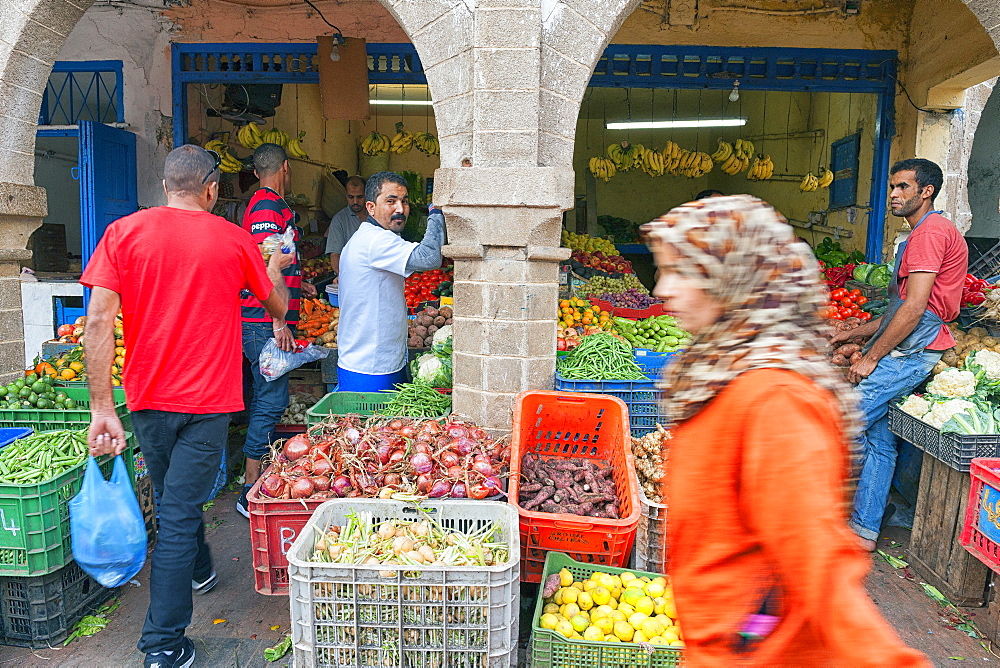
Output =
[
  {"x1": 305, "y1": 391, "x2": 392, "y2": 427},
  {"x1": 0, "y1": 387, "x2": 131, "y2": 432},
  {"x1": 0, "y1": 431, "x2": 137, "y2": 577},
  {"x1": 529, "y1": 552, "x2": 683, "y2": 668}
]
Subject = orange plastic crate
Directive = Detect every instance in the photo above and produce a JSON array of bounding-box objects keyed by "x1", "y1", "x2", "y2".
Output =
[
  {"x1": 960, "y1": 458, "x2": 1000, "y2": 574},
  {"x1": 510, "y1": 390, "x2": 640, "y2": 582}
]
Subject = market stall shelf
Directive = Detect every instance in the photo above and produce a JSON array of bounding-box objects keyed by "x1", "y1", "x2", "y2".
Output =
[
  {"x1": 528, "y1": 552, "x2": 682, "y2": 668},
  {"x1": 509, "y1": 391, "x2": 639, "y2": 583},
  {"x1": 286, "y1": 499, "x2": 520, "y2": 668},
  {"x1": 909, "y1": 452, "x2": 992, "y2": 606}
]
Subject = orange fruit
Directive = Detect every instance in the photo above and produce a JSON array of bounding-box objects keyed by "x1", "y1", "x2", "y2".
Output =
[
  {"x1": 59, "y1": 368, "x2": 77, "y2": 380},
  {"x1": 69, "y1": 361, "x2": 85, "y2": 372}
]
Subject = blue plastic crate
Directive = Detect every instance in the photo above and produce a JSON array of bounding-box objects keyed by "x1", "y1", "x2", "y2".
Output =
[
  {"x1": 0, "y1": 428, "x2": 33, "y2": 450},
  {"x1": 554, "y1": 373, "x2": 666, "y2": 437},
  {"x1": 632, "y1": 349, "x2": 678, "y2": 376}
]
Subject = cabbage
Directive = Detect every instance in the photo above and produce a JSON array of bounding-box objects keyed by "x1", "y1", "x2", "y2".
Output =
[
  {"x1": 868, "y1": 264, "x2": 891, "y2": 289},
  {"x1": 411, "y1": 352, "x2": 452, "y2": 387}
]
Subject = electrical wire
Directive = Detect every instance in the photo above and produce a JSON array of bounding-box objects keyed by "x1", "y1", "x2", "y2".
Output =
[{"x1": 301, "y1": 0, "x2": 339, "y2": 29}]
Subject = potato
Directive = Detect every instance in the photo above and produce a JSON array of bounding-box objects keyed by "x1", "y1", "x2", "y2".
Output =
[
  {"x1": 424, "y1": 307, "x2": 439, "y2": 318},
  {"x1": 970, "y1": 327, "x2": 988, "y2": 339},
  {"x1": 427, "y1": 324, "x2": 438, "y2": 335},
  {"x1": 850, "y1": 351, "x2": 864, "y2": 364},
  {"x1": 433, "y1": 316, "x2": 446, "y2": 327},
  {"x1": 408, "y1": 336, "x2": 424, "y2": 347},
  {"x1": 831, "y1": 354, "x2": 850, "y2": 367},
  {"x1": 439, "y1": 306, "x2": 453, "y2": 319},
  {"x1": 984, "y1": 337, "x2": 998, "y2": 348},
  {"x1": 417, "y1": 315, "x2": 434, "y2": 327},
  {"x1": 844, "y1": 317, "x2": 862, "y2": 326},
  {"x1": 414, "y1": 325, "x2": 428, "y2": 338},
  {"x1": 932, "y1": 360, "x2": 949, "y2": 375},
  {"x1": 942, "y1": 350, "x2": 960, "y2": 366},
  {"x1": 445, "y1": 318, "x2": 453, "y2": 325},
  {"x1": 423, "y1": 336, "x2": 434, "y2": 347}
]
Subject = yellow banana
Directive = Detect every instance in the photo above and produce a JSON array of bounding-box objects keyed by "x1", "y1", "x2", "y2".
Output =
[
  {"x1": 711, "y1": 140, "x2": 733, "y2": 162},
  {"x1": 362, "y1": 132, "x2": 390, "y2": 156},
  {"x1": 817, "y1": 167, "x2": 834, "y2": 188},
  {"x1": 286, "y1": 132, "x2": 309, "y2": 160}
]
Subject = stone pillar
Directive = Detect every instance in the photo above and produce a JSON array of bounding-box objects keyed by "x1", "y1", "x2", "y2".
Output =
[
  {"x1": 435, "y1": 167, "x2": 573, "y2": 429},
  {"x1": 0, "y1": 183, "x2": 46, "y2": 383}
]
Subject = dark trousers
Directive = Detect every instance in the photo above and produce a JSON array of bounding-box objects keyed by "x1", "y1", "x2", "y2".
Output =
[
  {"x1": 242, "y1": 322, "x2": 290, "y2": 461},
  {"x1": 132, "y1": 410, "x2": 229, "y2": 654}
]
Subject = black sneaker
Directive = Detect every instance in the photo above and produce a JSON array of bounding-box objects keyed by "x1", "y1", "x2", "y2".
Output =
[
  {"x1": 236, "y1": 485, "x2": 251, "y2": 519},
  {"x1": 144, "y1": 637, "x2": 195, "y2": 668},
  {"x1": 192, "y1": 570, "x2": 218, "y2": 595}
]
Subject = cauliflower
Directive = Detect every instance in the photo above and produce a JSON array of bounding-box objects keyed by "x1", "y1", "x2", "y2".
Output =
[
  {"x1": 969, "y1": 349, "x2": 1000, "y2": 381},
  {"x1": 924, "y1": 398, "x2": 977, "y2": 429},
  {"x1": 899, "y1": 395, "x2": 931, "y2": 419},
  {"x1": 432, "y1": 325, "x2": 452, "y2": 347},
  {"x1": 925, "y1": 367, "x2": 977, "y2": 398}
]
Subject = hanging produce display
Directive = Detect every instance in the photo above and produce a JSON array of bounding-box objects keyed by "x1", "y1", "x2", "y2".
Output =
[
  {"x1": 713, "y1": 138, "x2": 753, "y2": 175},
  {"x1": 361, "y1": 132, "x2": 391, "y2": 156},
  {"x1": 799, "y1": 167, "x2": 833, "y2": 192},
  {"x1": 389, "y1": 122, "x2": 414, "y2": 154}
]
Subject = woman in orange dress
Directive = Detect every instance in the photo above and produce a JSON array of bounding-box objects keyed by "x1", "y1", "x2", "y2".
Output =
[{"x1": 644, "y1": 195, "x2": 929, "y2": 667}]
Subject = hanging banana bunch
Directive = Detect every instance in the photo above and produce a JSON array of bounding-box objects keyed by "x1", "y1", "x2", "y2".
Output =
[
  {"x1": 413, "y1": 131, "x2": 440, "y2": 156},
  {"x1": 677, "y1": 151, "x2": 713, "y2": 179},
  {"x1": 799, "y1": 172, "x2": 820, "y2": 192},
  {"x1": 286, "y1": 132, "x2": 309, "y2": 160},
  {"x1": 203, "y1": 139, "x2": 244, "y2": 174},
  {"x1": 361, "y1": 131, "x2": 390, "y2": 156},
  {"x1": 236, "y1": 122, "x2": 263, "y2": 150},
  {"x1": 662, "y1": 142, "x2": 682, "y2": 175},
  {"x1": 260, "y1": 127, "x2": 290, "y2": 149},
  {"x1": 816, "y1": 166, "x2": 834, "y2": 188},
  {"x1": 746, "y1": 155, "x2": 774, "y2": 181},
  {"x1": 588, "y1": 156, "x2": 618, "y2": 182},
  {"x1": 640, "y1": 148, "x2": 666, "y2": 177},
  {"x1": 390, "y1": 122, "x2": 414, "y2": 154}
]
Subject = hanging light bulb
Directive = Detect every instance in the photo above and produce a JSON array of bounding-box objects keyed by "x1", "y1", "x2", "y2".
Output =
[
  {"x1": 329, "y1": 32, "x2": 345, "y2": 62},
  {"x1": 729, "y1": 81, "x2": 741, "y2": 103}
]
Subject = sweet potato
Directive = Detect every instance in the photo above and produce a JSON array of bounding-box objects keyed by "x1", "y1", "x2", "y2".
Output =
[
  {"x1": 836, "y1": 344, "x2": 861, "y2": 357},
  {"x1": 519, "y1": 454, "x2": 618, "y2": 518},
  {"x1": 850, "y1": 351, "x2": 864, "y2": 364},
  {"x1": 831, "y1": 354, "x2": 849, "y2": 367},
  {"x1": 542, "y1": 573, "x2": 561, "y2": 599}
]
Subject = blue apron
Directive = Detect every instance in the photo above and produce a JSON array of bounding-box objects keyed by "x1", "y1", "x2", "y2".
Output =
[{"x1": 862, "y1": 210, "x2": 945, "y2": 356}]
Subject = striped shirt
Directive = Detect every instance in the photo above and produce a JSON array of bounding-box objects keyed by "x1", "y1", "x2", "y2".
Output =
[{"x1": 240, "y1": 187, "x2": 302, "y2": 325}]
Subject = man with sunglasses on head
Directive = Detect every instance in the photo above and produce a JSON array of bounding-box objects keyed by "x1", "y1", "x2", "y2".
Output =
[
  {"x1": 82, "y1": 144, "x2": 292, "y2": 668},
  {"x1": 236, "y1": 142, "x2": 318, "y2": 518}
]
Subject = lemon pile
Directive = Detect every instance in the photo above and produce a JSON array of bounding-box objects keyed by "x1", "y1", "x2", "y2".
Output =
[
  {"x1": 538, "y1": 568, "x2": 684, "y2": 648},
  {"x1": 561, "y1": 231, "x2": 617, "y2": 255}
]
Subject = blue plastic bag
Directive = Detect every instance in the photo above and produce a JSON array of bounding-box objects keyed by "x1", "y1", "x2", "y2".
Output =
[{"x1": 69, "y1": 455, "x2": 147, "y2": 588}]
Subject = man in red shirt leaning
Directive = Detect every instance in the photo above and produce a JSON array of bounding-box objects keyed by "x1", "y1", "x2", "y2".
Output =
[
  {"x1": 236, "y1": 142, "x2": 316, "y2": 517},
  {"x1": 83, "y1": 145, "x2": 291, "y2": 668},
  {"x1": 830, "y1": 158, "x2": 968, "y2": 551}
]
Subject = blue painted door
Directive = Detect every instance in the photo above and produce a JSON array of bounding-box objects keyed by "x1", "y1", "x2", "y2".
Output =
[
  {"x1": 79, "y1": 120, "x2": 137, "y2": 269},
  {"x1": 79, "y1": 121, "x2": 137, "y2": 306}
]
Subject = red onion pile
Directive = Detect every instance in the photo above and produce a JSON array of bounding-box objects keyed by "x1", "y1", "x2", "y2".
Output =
[{"x1": 258, "y1": 414, "x2": 510, "y2": 501}]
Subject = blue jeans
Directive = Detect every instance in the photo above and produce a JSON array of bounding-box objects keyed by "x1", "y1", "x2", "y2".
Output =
[
  {"x1": 132, "y1": 410, "x2": 229, "y2": 654},
  {"x1": 850, "y1": 350, "x2": 942, "y2": 541},
  {"x1": 242, "y1": 322, "x2": 290, "y2": 461}
]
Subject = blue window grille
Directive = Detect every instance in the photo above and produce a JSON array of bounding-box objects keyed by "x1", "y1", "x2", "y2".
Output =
[
  {"x1": 38, "y1": 61, "x2": 124, "y2": 126},
  {"x1": 830, "y1": 133, "x2": 862, "y2": 209}
]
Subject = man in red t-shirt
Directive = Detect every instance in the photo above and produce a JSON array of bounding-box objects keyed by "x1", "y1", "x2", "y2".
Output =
[
  {"x1": 830, "y1": 158, "x2": 968, "y2": 552},
  {"x1": 236, "y1": 143, "x2": 317, "y2": 518},
  {"x1": 82, "y1": 145, "x2": 291, "y2": 668}
]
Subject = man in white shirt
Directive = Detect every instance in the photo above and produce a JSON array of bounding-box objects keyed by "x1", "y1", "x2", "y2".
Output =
[
  {"x1": 336, "y1": 171, "x2": 446, "y2": 391},
  {"x1": 325, "y1": 175, "x2": 366, "y2": 276}
]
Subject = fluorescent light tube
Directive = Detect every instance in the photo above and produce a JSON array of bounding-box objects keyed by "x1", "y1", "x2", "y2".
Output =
[
  {"x1": 369, "y1": 99, "x2": 434, "y2": 106},
  {"x1": 606, "y1": 118, "x2": 747, "y2": 130}
]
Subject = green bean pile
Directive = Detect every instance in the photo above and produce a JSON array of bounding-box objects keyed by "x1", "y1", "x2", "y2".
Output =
[
  {"x1": 557, "y1": 332, "x2": 647, "y2": 380},
  {"x1": 378, "y1": 383, "x2": 453, "y2": 418},
  {"x1": 0, "y1": 429, "x2": 89, "y2": 484}
]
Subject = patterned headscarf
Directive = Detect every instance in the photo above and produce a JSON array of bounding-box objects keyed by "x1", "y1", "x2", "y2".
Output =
[{"x1": 642, "y1": 195, "x2": 862, "y2": 443}]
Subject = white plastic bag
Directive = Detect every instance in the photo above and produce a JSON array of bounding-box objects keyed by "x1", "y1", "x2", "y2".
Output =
[{"x1": 259, "y1": 339, "x2": 329, "y2": 381}]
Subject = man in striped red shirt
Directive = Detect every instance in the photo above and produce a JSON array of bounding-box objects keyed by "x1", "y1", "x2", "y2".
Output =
[{"x1": 237, "y1": 143, "x2": 316, "y2": 517}]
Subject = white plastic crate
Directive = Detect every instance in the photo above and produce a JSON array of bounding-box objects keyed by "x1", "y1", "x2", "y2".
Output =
[
  {"x1": 286, "y1": 500, "x2": 520, "y2": 668},
  {"x1": 633, "y1": 487, "x2": 667, "y2": 573}
]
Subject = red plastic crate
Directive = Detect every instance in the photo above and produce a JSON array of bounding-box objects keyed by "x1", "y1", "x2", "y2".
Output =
[
  {"x1": 509, "y1": 390, "x2": 640, "y2": 583},
  {"x1": 960, "y1": 457, "x2": 1000, "y2": 574},
  {"x1": 247, "y1": 468, "x2": 325, "y2": 595}
]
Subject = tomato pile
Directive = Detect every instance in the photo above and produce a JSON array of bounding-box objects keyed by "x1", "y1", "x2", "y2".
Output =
[
  {"x1": 404, "y1": 267, "x2": 454, "y2": 308},
  {"x1": 821, "y1": 287, "x2": 873, "y2": 322}
]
